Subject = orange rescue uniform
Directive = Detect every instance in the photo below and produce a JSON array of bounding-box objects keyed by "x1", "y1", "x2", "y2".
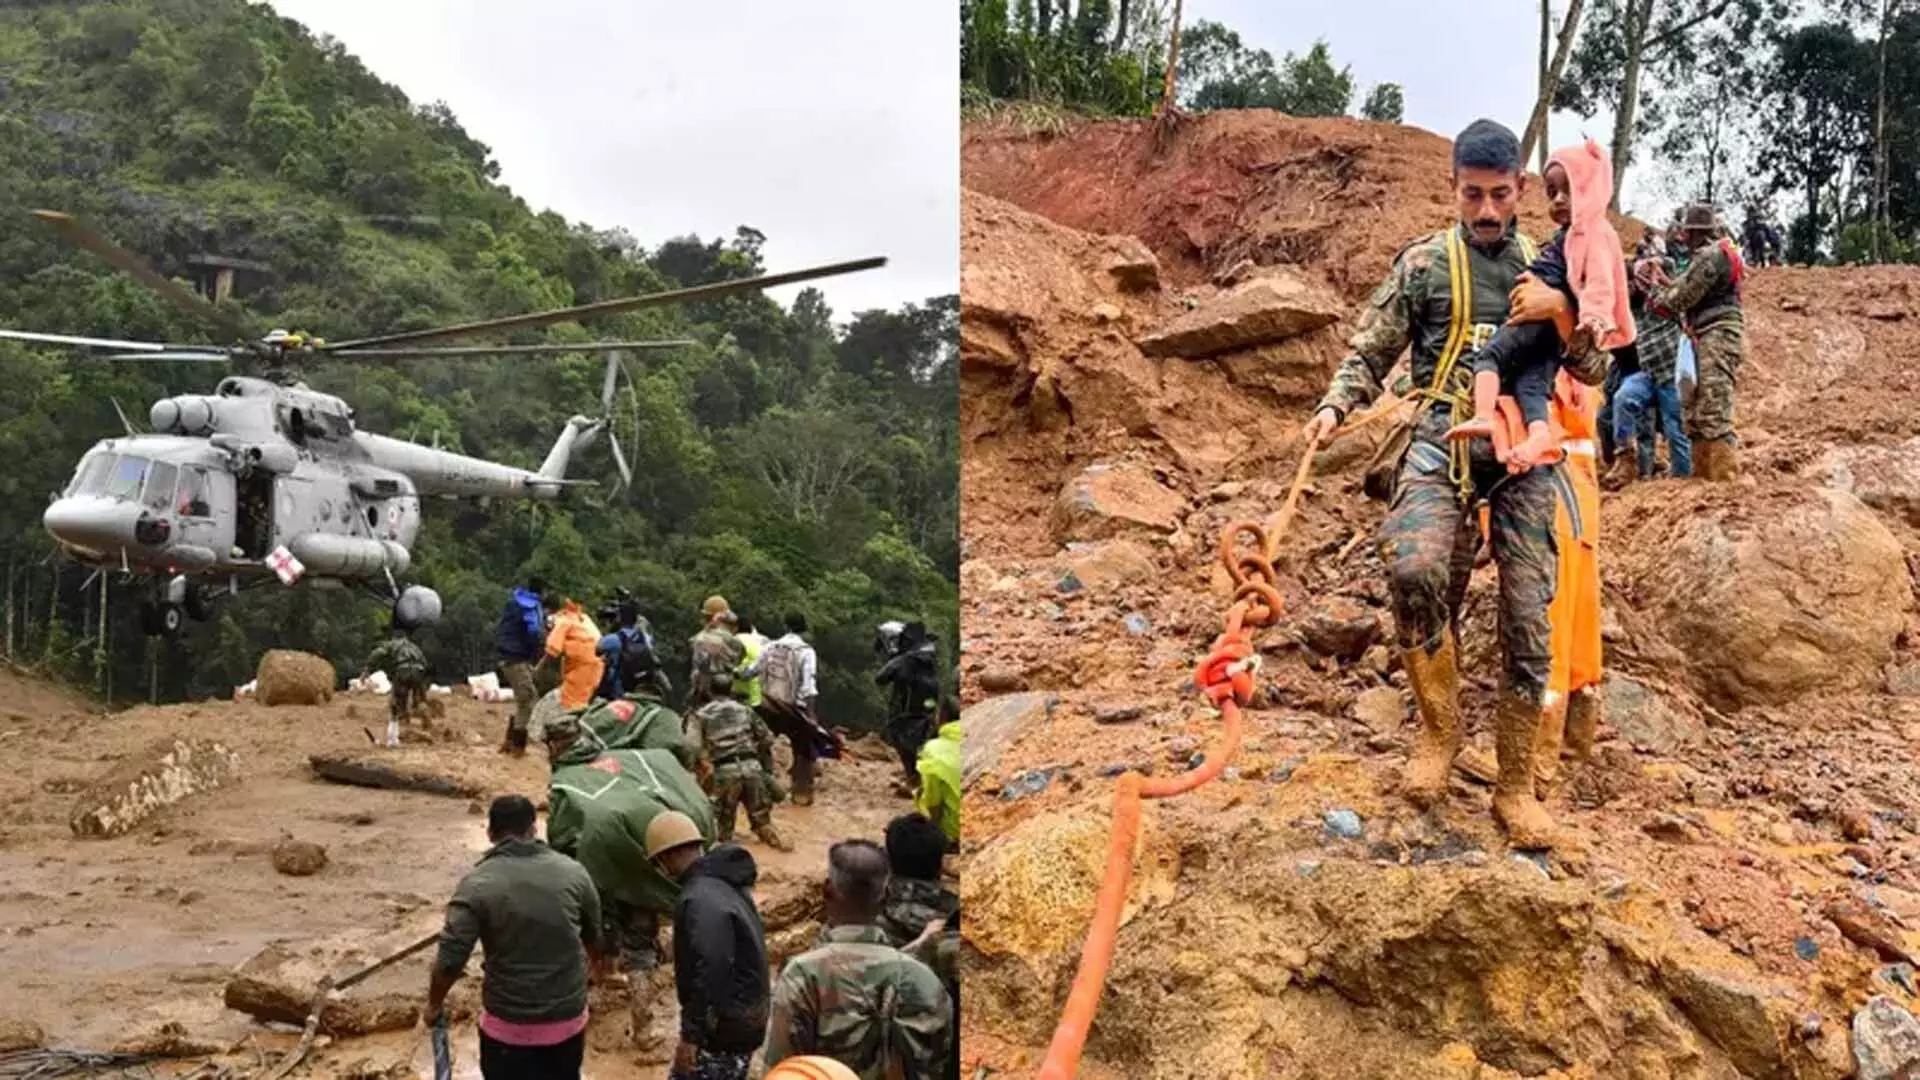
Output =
[{"x1": 545, "y1": 601, "x2": 605, "y2": 711}]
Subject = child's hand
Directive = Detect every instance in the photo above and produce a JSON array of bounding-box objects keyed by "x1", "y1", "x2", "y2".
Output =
[
  {"x1": 1506, "y1": 429, "x2": 1558, "y2": 473},
  {"x1": 1445, "y1": 417, "x2": 1495, "y2": 442}
]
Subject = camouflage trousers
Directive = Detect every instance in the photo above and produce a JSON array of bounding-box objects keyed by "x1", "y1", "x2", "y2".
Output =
[
  {"x1": 668, "y1": 1049, "x2": 751, "y2": 1080},
  {"x1": 601, "y1": 898, "x2": 662, "y2": 973},
  {"x1": 710, "y1": 759, "x2": 772, "y2": 843},
  {"x1": 1686, "y1": 319, "x2": 1745, "y2": 444},
  {"x1": 1380, "y1": 422, "x2": 1560, "y2": 706},
  {"x1": 500, "y1": 661, "x2": 537, "y2": 735},
  {"x1": 389, "y1": 673, "x2": 427, "y2": 724}
]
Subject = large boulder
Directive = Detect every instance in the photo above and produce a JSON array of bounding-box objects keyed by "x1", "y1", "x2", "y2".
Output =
[
  {"x1": 255, "y1": 649, "x2": 336, "y2": 706},
  {"x1": 1136, "y1": 274, "x2": 1344, "y2": 359},
  {"x1": 1608, "y1": 483, "x2": 1912, "y2": 710},
  {"x1": 69, "y1": 737, "x2": 242, "y2": 838},
  {"x1": 1051, "y1": 463, "x2": 1186, "y2": 543},
  {"x1": 1809, "y1": 438, "x2": 1920, "y2": 528}
]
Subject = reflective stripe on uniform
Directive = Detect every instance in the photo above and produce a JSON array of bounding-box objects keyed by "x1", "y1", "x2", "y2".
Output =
[{"x1": 1561, "y1": 439, "x2": 1596, "y2": 458}]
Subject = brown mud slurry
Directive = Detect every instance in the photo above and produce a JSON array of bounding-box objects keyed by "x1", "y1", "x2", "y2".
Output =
[
  {"x1": 0, "y1": 665, "x2": 904, "y2": 1077},
  {"x1": 960, "y1": 109, "x2": 1920, "y2": 1079}
]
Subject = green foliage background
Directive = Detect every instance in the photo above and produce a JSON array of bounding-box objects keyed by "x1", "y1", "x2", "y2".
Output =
[{"x1": 0, "y1": 0, "x2": 958, "y2": 731}]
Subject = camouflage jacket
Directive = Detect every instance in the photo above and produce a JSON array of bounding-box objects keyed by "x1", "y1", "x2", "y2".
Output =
[
  {"x1": 1318, "y1": 222, "x2": 1609, "y2": 423},
  {"x1": 764, "y1": 924, "x2": 953, "y2": 1080},
  {"x1": 877, "y1": 877, "x2": 959, "y2": 990},
  {"x1": 1653, "y1": 239, "x2": 1743, "y2": 331},
  {"x1": 365, "y1": 637, "x2": 427, "y2": 680},
  {"x1": 687, "y1": 698, "x2": 772, "y2": 767},
  {"x1": 688, "y1": 628, "x2": 745, "y2": 681}
]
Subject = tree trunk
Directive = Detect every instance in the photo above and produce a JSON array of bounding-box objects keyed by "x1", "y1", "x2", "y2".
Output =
[
  {"x1": 1520, "y1": 0, "x2": 1586, "y2": 170},
  {"x1": 1115, "y1": 0, "x2": 1131, "y2": 50},
  {"x1": 1874, "y1": 0, "x2": 1892, "y2": 261},
  {"x1": 4, "y1": 557, "x2": 13, "y2": 661},
  {"x1": 1608, "y1": 0, "x2": 1653, "y2": 212},
  {"x1": 1538, "y1": 0, "x2": 1552, "y2": 172},
  {"x1": 1158, "y1": 0, "x2": 1184, "y2": 115}
]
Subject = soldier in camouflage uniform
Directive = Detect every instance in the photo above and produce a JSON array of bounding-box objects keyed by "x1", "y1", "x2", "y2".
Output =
[
  {"x1": 1649, "y1": 201, "x2": 1747, "y2": 480},
  {"x1": 361, "y1": 624, "x2": 429, "y2": 748},
  {"x1": 1301, "y1": 120, "x2": 1609, "y2": 850},
  {"x1": 879, "y1": 814, "x2": 959, "y2": 1079},
  {"x1": 686, "y1": 671, "x2": 791, "y2": 851},
  {"x1": 687, "y1": 599, "x2": 745, "y2": 710},
  {"x1": 764, "y1": 841, "x2": 952, "y2": 1080}
]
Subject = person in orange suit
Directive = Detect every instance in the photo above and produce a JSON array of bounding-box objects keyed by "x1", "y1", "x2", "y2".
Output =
[
  {"x1": 544, "y1": 595, "x2": 606, "y2": 712},
  {"x1": 1472, "y1": 368, "x2": 1602, "y2": 795}
]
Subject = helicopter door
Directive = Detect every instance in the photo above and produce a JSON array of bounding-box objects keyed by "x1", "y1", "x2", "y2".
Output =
[
  {"x1": 234, "y1": 470, "x2": 274, "y2": 560},
  {"x1": 174, "y1": 466, "x2": 232, "y2": 556}
]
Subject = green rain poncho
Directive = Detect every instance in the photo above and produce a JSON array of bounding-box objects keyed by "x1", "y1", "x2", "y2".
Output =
[
  {"x1": 578, "y1": 695, "x2": 696, "y2": 771},
  {"x1": 546, "y1": 739, "x2": 715, "y2": 914},
  {"x1": 914, "y1": 721, "x2": 961, "y2": 842}
]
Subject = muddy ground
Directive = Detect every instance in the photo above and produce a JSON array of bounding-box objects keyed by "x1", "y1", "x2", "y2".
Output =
[{"x1": 0, "y1": 665, "x2": 905, "y2": 1078}]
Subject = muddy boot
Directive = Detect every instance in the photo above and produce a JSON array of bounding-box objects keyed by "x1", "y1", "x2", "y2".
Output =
[
  {"x1": 1491, "y1": 691, "x2": 1557, "y2": 850},
  {"x1": 1601, "y1": 454, "x2": 1640, "y2": 490},
  {"x1": 1694, "y1": 439, "x2": 1739, "y2": 481},
  {"x1": 1714, "y1": 439, "x2": 1741, "y2": 481},
  {"x1": 1563, "y1": 685, "x2": 1600, "y2": 767},
  {"x1": 1400, "y1": 632, "x2": 1464, "y2": 808},
  {"x1": 754, "y1": 820, "x2": 794, "y2": 852},
  {"x1": 790, "y1": 754, "x2": 816, "y2": 807},
  {"x1": 1534, "y1": 696, "x2": 1568, "y2": 799},
  {"x1": 500, "y1": 723, "x2": 528, "y2": 757}
]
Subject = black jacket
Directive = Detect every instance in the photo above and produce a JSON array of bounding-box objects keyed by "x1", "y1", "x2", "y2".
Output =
[{"x1": 672, "y1": 844, "x2": 770, "y2": 1054}]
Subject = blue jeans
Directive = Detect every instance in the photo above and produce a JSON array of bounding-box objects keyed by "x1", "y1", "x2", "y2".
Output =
[{"x1": 1612, "y1": 371, "x2": 1691, "y2": 477}]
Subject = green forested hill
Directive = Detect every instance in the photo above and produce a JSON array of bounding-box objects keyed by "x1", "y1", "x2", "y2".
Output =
[{"x1": 0, "y1": 0, "x2": 957, "y2": 729}]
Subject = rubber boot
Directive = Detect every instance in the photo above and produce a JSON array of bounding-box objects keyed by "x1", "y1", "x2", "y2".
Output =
[
  {"x1": 501, "y1": 724, "x2": 528, "y2": 757},
  {"x1": 1602, "y1": 454, "x2": 1640, "y2": 490},
  {"x1": 1563, "y1": 685, "x2": 1600, "y2": 766},
  {"x1": 1400, "y1": 632, "x2": 1464, "y2": 808},
  {"x1": 1534, "y1": 695, "x2": 1567, "y2": 799},
  {"x1": 754, "y1": 820, "x2": 794, "y2": 852},
  {"x1": 1491, "y1": 691, "x2": 1558, "y2": 850},
  {"x1": 1716, "y1": 438, "x2": 1741, "y2": 481}
]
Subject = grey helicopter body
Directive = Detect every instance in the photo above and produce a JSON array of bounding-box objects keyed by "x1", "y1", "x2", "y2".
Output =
[{"x1": 9, "y1": 210, "x2": 885, "y2": 636}]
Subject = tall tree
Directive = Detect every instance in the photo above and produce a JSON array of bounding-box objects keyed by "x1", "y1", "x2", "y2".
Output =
[{"x1": 1760, "y1": 21, "x2": 1873, "y2": 259}]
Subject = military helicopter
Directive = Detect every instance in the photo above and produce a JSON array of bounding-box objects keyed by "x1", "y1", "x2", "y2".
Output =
[{"x1": 4, "y1": 210, "x2": 885, "y2": 637}]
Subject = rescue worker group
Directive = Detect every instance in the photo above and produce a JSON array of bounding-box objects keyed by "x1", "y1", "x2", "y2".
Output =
[
  {"x1": 360, "y1": 587, "x2": 959, "y2": 1080},
  {"x1": 1300, "y1": 119, "x2": 1753, "y2": 852}
]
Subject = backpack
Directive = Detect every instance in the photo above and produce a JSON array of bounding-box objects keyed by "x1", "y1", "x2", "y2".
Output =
[
  {"x1": 760, "y1": 641, "x2": 804, "y2": 706},
  {"x1": 616, "y1": 626, "x2": 660, "y2": 690}
]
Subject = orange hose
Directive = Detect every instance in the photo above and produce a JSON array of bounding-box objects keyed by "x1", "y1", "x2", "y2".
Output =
[{"x1": 1034, "y1": 430, "x2": 1322, "y2": 1080}]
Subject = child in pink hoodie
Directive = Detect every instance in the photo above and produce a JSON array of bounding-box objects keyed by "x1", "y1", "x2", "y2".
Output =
[{"x1": 1451, "y1": 139, "x2": 1636, "y2": 468}]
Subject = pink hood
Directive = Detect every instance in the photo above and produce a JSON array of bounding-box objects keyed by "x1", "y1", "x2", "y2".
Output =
[{"x1": 1549, "y1": 139, "x2": 1635, "y2": 350}]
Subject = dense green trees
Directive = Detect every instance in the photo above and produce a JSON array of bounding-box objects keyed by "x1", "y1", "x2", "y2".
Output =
[{"x1": 0, "y1": 0, "x2": 957, "y2": 731}]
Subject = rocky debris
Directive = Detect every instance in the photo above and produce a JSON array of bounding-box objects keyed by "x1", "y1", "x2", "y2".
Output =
[
  {"x1": 112, "y1": 1022, "x2": 227, "y2": 1057},
  {"x1": 224, "y1": 931, "x2": 429, "y2": 1035},
  {"x1": 1322, "y1": 809, "x2": 1364, "y2": 839},
  {"x1": 256, "y1": 649, "x2": 337, "y2": 707},
  {"x1": 1099, "y1": 235, "x2": 1161, "y2": 291},
  {"x1": 309, "y1": 750, "x2": 487, "y2": 798},
  {"x1": 1058, "y1": 539, "x2": 1158, "y2": 589},
  {"x1": 1657, "y1": 958, "x2": 1805, "y2": 1080},
  {"x1": 271, "y1": 837, "x2": 328, "y2": 877},
  {"x1": 1051, "y1": 463, "x2": 1185, "y2": 543},
  {"x1": 1824, "y1": 898, "x2": 1919, "y2": 965},
  {"x1": 1853, "y1": 996, "x2": 1920, "y2": 1079},
  {"x1": 1600, "y1": 673, "x2": 1702, "y2": 755},
  {"x1": 1093, "y1": 704, "x2": 1146, "y2": 724},
  {"x1": 68, "y1": 737, "x2": 242, "y2": 839},
  {"x1": 1136, "y1": 274, "x2": 1343, "y2": 359},
  {"x1": 0, "y1": 1019, "x2": 45, "y2": 1052},
  {"x1": 1887, "y1": 662, "x2": 1920, "y2": 698},
  {"x1": 1296, "y1": 596, "x2": 1384, "y2": 661},
  {"x1": 1811, "y1": 438, "x2": 1920, "y2": 528},
  {"x1": 976, "y1": 667, "x2": 1030, "y2": 693},
  {"x1": 961, "y1": 693, "x2": 1056, "y2": 789},
  {"x1": 1610, "y1": 484, "x2": 1912, "y2": 710},
  {"x1": 1349, "y1": 687, "x2": 1405, "y2": 734}
]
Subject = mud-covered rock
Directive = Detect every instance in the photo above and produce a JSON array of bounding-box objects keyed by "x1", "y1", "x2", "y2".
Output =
[
  {"x1": 1136, "y1": 274, "x2": 1343, "y2": 359},
  {"x1": 256, "y1": 649, "x2": 337, "y2": 706},
  {"x1": 224, "y1": 937, "x2": 424, "y2": 1035},
  {"x1": 272, "y1": 838, "x2": 328, "y2": 876},
  {"x1": 961, "y1": 693, "x2": 1055, "y2": 789},
  {"x1": 1050, "y1": 463, "x2": 1185, "y2": 543},
  {"x1": 0, "y1": 1019, "x2": 45, "y2": 1052},
  {"x1": 1811, "y1": 437, "x2": 1920, "y2": 528},
  {"x1": 69, "y1": 737, "x2": 242, "y2": 838},
  {"x1": 1099, "y1": 235, "x2": 1161, "y2": 291},
  {"x1": 1658, "y1": 957, "x2": 1801, "y2": 1079},
  {"x1": 1600, "y1": 673, "x2": 1703, "y2": 755},
  {"x1": 1057, "y1": 539, "x2": 1158, "y2": 589},
  {"x1": 1349, "y1": 687, "x2": 1405, "y2": 734},
  {"x1": 1297, "y1": 596, "x2": 1384, "y2": 661},
  {"x1": 1609, "y1": 483, "x2": 1912, "y2": 710},
  {"x1": 1853, "y1": 995, "x2": 1920, "y2": 1079}
]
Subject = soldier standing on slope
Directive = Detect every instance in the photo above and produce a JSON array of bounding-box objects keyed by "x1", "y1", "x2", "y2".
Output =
[
  {"x1": 1648, "y1": 202, "x2": 1748, "y2": 481},
  {"x1": 1300, "y1": 119, "x2": 1608, "y2": 850}
]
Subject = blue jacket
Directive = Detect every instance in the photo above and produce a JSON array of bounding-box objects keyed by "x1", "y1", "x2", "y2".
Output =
[
  {"x1": 496, "y1": 588, "x2": 546, "y2": 662},
  {"x1": 595, "y1": 625, "x2": 654, "y2": 699}
]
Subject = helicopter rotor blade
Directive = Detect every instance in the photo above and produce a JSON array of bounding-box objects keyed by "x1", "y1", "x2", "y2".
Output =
[
  {"x1": 323, "y1": 340, "x2": 694, "y2": 361},
  {"x1": 30, "y1": 211, "x2": 255, "y2": 344},
  {"x1": 320, "y1": 257, "x2": 887, "y2": 352},
  {"x1": 600, "y1": 352, "x2": 620, "y2": 414},
  {"x1": 0, "y1": 329, "x2": 176, "y2": 352},
  {"x1": 95, "y1": 351, "x2": 234, "y2": 362}
]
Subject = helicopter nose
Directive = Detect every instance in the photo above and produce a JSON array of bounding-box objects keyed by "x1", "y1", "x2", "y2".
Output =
[{"x1": 42, "y1": 496, "x2": 140, "y2": 556}]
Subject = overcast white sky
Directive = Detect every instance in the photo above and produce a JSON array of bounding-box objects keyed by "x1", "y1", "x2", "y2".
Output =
[
  {"x1": 270, "y1": 0, "x2": 959, "y2": 321},
  {"x1": 1187, "y1": 0, "x2": 1675, "y2": 219}
]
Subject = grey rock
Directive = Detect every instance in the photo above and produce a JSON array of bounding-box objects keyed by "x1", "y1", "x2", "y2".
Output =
[
  {"x1": 1323, "y1": 809, "x2": 1364, "y2": 840},
  {"x1": 961, "y1": 693, "x2": 1056, "y2": 789},
  {"x1": 1853, "y1": 995, "x2": 1920, "y2": 1080},
  {"x1": 1602, "y1": 672, "x2": 1705, "y2": 755}
]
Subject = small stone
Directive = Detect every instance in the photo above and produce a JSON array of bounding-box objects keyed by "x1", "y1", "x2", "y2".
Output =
[
  {"x1": 1363, "y1": 646, "x2": 1393, "y2": 676},
  {"x1": 1350, "y1": 686, "x2": 1405, "y2": 734},
  {"x1": 990, "y1": 575, "x2": 1021, "y2": 593},
  {"x1": 178, "y1": 889, "x2": 205, "y2": 906},
  {"x1": 1843, "y1": 807, "x2": 1877, "y2": 842},
  {"x1": 1322, "y1": 809, "x2": 1364, "y2": 840},
  {"x1": 1123, "y1": 613, "x2": 1153, "y2": 636},
  {"x1": 1091, "y1": 302, "x2": 1122, "y2": 322},
  {"x1": 1643, "y1": 814, "x2": 1702, "y2": 844},
  {"x1": 0, "y1": 1019, "x2": 45, "y2": 1052},
  {"x1": 1795, "y1": 937, "x2": 1821, "y2": 961},
  {"x1": 978, "y1": 668, "x2": 1029, "y2": 693},
  {"x1": 1044, "y1": 604, "x2": 1067, "y2": 621},
  {"x1": 1513, "y1": 852, "x2": 1552, "y2": 878},
  {"x1": 1296, "y1": 860, "x2": 1322, "y2": 878},
  {"x1": 270, "y1": 839, "x2": 328, "y2": 877},
  {"x1": 1458, "y1": 850, "x2": 1491, "y2": 869},
  {"x1": 1768, "y1": 822, "x2": 1798, "y2": 847},
  {"x1": 1852, "y1": 995, "x2": 1920, "y2": 1080},
  {"x1": 1298, "y1": 597, "x2": 1384, "y2": 661},
  {"x1": 1208, "y1": 481, "x2": 1248, "y2": 502},
  {"x1": 1000, "y1": 769, "x2": 1056, "y2": 801},
  {"x1": 467, "y1": 799, "x2": 484, "y2": 815},
  {"x1": 1799, "y1": 1013, "x2": 1823, "y2": 1039},
  {"x1": 1057, "y1": 571, "x2": 1084, "y2": 595},
  {"x1": 1187, "y1": 753, "x2": 1206, "y2": 771},
  {"x1": 1093, "y1": 705, "x2": 1146, "y2": 725}
]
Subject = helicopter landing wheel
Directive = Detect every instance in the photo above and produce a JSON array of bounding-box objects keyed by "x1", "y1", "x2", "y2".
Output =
[{"x1": 141, "y1": 601, "x2": 185, "y2": 638}]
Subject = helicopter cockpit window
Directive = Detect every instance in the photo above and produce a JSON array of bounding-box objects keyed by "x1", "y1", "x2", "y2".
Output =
[
  {"x1": 104, "y1": 455, "x2": 148, "y2": 500},
  {"x1": 68, "y1": 452, "x2": 112, "y2": 497},
  {"x1": 178, "y1": 468, "x2": 210, "y2": 517},
  {"x1": 142, "y1": 462, "x2": 178, "y2": 513}
]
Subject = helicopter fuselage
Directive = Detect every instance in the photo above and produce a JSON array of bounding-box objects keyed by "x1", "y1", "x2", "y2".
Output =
[{"x1": 42, "y1": 375, "x2": 578, "y2": 586}]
